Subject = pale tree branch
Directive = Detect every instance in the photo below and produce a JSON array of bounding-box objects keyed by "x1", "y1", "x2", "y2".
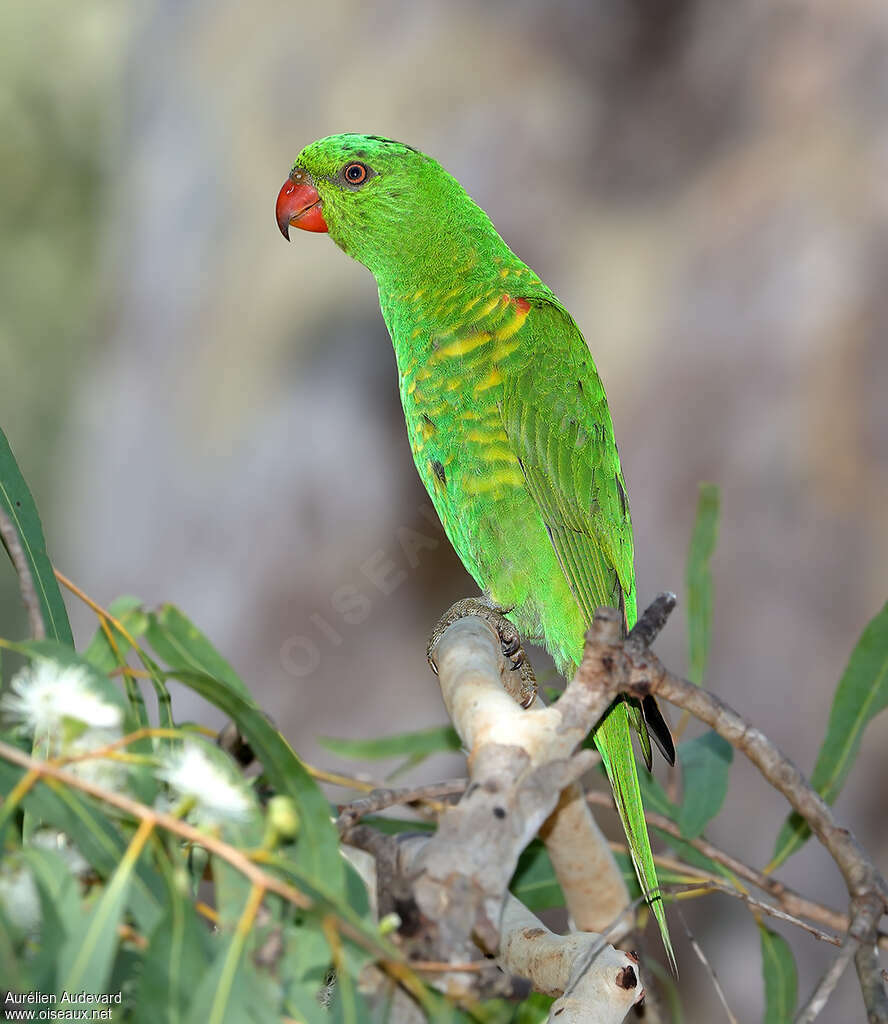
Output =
[
  {"x1": 417, "y1": 612, "x2": 628, "y2": 962},
  {"x1": 540, "y1": 782, "x2": 630, "y2": 933},
  {"x1": 342, "y1": 826, "x2": 644, "y2": 1022},
  {"x1": 498, "y1": 892, "x2": 644, "y2": 1023},
  {"x1": 335, "y1": 593, "x2": 886, "y2": 1022},
  {"x1": 0, "y1": 505, "x2": 45, "y2": 640},
  {"x1": 794, "y1": 938, "x2": 859, "y2": 1024}
]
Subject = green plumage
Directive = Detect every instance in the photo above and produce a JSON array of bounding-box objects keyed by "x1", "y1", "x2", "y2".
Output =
[{"x1": 282, "y1": 134, "x2": 673, "y2": 964}]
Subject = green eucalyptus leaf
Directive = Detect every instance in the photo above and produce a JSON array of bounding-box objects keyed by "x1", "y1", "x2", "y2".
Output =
[
  {"x1": 676, "y1": 731, "x2": 732, "y2": 839},
  {"x1": 771, "y1": 600, "x2": 888, "y2": 868},
  {"x1": 0, "y1": 427, "x2": 73, "y2": 645},
  {"x1": 133, "y1": 888, "x2": 213, "y2": 1024},
  {"x1": 147, "y1": 604, "x2": 251, "y2": 699},
  {"x1": 18, "y1": 846, "x2": 81, "y2": 990},
  {"x1": 83, "y1": 596, "x2": 149, "y2": 673},
  {"x1": 56, "y1": 821, "x2": 151, "y2": 996},
  {"x1": 510, "y1": 842, "x2": 564, "y2": 911},
  {"x1": 686, "y1": 482, "x2": 719, "y2": 685},
  {"x1": 319, "y1": 725, "x2": 461, "y2": 763},
  {"x1": 760, "y1": 925, "x2": 797, "y2": 1023}
]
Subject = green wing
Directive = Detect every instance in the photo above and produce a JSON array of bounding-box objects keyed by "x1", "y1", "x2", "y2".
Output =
[
  {"x1": 499, "y1": 299, "x2": 636, "y2": 628},
  {"x1": 501, "y1": 297, "x2": 674, "y2": 968}
]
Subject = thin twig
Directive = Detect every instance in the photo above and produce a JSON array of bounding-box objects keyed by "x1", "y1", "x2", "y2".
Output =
[
  {"x1": 606, "y1": 595, "x2": 888, "y2": 1022},
  {"x1": 0, "y1": 505, "x2": 45, "y2": 639},
  {"x1": 585, "y1": 791, "x2": 880, "y2": 945},
  {"x1": 307, "y1": 766, "x2": 379, "y2": 792},
  {"x1": 625, "y1": 642, "x2": 888, "y2": 909},
  {"x1": 336, "y1": 780, "x2": 467, "y2": 833},
  {"x1": 675, "y1": 905, "x2": 739, "y2": 1024},
  {"x1": 663, "y1": 881, "x2": 842, "y2": 947},
  {"x1": 794, "y1": 939, "x2": 859, "y2": 1023}
]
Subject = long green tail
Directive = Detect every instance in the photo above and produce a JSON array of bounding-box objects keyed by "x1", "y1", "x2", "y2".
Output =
[{"x1": 595, "y1": 702, "x2": 676, "y2": 971}]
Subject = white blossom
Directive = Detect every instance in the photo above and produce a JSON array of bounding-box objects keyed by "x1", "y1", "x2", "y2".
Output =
[
  {"x1": 1, "y1": 660, "x2": 122, "y2": 738},
  {"x1": 30, "y1": 830, "x2": 91, "y2": 878},
  {"x1": 157, "y1": 741, "x2": 255, "y2": 826},
  {"x1": 66, "y1": 728, "x2": 130, "y2": 791},
  {"x1": 0, "y1": 858, "x2": 41, "y2": 938}
]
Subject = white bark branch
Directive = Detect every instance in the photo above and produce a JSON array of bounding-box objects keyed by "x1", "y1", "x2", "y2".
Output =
[
  {"x1": 418, "y1": 613, "x2": 630, "y2": 957},
  {"x1": 498, "y1": 893, "x2": 643, "y2": 1023}
]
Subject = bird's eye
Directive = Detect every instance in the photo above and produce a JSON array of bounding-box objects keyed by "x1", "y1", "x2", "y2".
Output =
[{"x1": 343, "y1": 162, "x2": 369, "y2": 185}]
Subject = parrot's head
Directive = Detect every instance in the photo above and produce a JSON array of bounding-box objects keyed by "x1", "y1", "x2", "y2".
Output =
[{"x1": 276, "y1": 134, "x2": 495, "y2": 275}]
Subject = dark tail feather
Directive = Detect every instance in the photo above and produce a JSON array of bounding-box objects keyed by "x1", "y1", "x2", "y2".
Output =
[{"x1": 642, "y1": 694, "x2": 676, "y2": 766}]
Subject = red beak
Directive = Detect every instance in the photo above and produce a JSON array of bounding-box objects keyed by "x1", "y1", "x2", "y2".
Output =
[{"x1": 276, "y1": 177, "x2": 328, "y2": 238}]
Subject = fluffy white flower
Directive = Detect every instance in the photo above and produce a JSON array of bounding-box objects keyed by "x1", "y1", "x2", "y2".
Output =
[
  {"x1": 0, "y1": 858, "x2": 41, "y2": 938},
  {"x1": 157, "y1": 741, "x2": 254, "y2": 826},
  {"x1": 66, "y1": 728, "x2": 130, "y2": 792},
  {"x1": 1, "y1": 660, "x2": 122, "y2": 737},
  {"x1": 30, "y1": 830, "x2": 91, "y2": 878}
]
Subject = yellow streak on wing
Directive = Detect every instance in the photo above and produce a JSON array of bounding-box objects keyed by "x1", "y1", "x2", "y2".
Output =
[
  {"x1": 433, "y1": 332, "x2": 493, "y2": 360},
  {"x1": 479, "y1": 444, "x2": 519, "y2": 464},
  {"x1": 466, "y1": 428, "x2": 508, "y2": 444},
  {"x1": 494, "y1": 310, "x2": 529, "y2": 343},
  {"x1": 492, "y1": 339, "x2": 521, "y2": 361},
  {"x1": 474, "y1": 367, "x2": 503, "y2": 393},
  {"x1": 463, "y1": 467, "x2": 525, "y2": 495},
  {"x1": 462, "y1": 294, "x2": 483, "y2": 314},
  {"x1": 476, "y1": 295, "x2": 503, "y2": 319}
]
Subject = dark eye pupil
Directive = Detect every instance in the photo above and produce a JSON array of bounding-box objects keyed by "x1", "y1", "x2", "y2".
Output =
[{"x1": 346, "y1": 163, "x2": 365, "y2": 182}]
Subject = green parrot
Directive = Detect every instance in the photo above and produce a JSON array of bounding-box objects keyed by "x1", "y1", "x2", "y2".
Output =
[{"x1": 276, "y1": 134, "x2": 675, "y2": 964}]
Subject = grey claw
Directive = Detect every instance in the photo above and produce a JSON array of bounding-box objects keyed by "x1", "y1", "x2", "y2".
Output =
[{"x1": 501, "y1": 635, "x2": 520, "y2": 657}]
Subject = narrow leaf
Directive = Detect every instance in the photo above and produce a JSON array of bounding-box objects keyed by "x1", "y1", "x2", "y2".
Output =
[
  {"x1": 676, "y1": 731, "x2": 733, "y2": 839},
  {"x1": 319, "y1": 725, "x2": 461, "y2": 762},
  {"x1": 759, "y1": 925, "x2": 797, "y2": 1023},
  {"x1": 771, "y1": 601, "x2": 888, "y2": 868},
  {"x1": 83, "y1": 596, "x2": 149, "y2": 672},
  {"x1": 510, "y1": 842, "x2": 564, "y2": 911},
  {"x1": 635, "y1": 765, "x2": 679, "y2": 822},
  {"x1": 0, "y1": 902, "x2": 28, "y2": 992},
  {"x1": 56, "y1": 821, "x2": 152, "y2": 995},
  {"x1": 686, "y1": 482, "x2": 720, "y2": 684},
  {"x1": 147, "y1": 605, "x2": 251, "y2": 699},
  {"x1": 134, "y1": 888, "x2": 213, "y2": 1024},
  {"x1": 19, "y1": 847, "x2": 81, "y2": 990},
  {"x1": 0, "y1": 427, "x2": 73, "y2": 644}
]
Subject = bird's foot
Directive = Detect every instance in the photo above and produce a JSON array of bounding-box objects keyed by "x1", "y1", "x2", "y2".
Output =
[{"x1": 427, "y1": 597, "x2": 537, "y2": 708}]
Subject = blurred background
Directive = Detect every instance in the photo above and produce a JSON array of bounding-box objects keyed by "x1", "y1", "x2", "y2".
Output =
[{"x1": 1, "y1": 0, "x2": 886, "y2": 1016}]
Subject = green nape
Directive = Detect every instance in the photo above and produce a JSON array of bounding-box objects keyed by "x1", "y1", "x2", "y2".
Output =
[{"x1": 283, "y1": 133, "x2": 675, "y2": 968}]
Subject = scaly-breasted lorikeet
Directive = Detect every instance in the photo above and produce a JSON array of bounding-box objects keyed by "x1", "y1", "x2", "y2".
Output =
[{"x1": 276, "y1": 134, "x2": 675, "y2": 964}]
